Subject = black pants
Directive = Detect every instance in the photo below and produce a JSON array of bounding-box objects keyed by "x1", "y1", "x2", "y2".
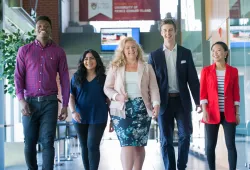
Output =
[
  {"x1": 22, "y1": 99, "x2": 58, "y2": 170},
  {"x1": 205, "y1": 113, "x2": 237, "y2": 170},
  {"x1": 158, "y1": 97, "x2": 192, "y2": 170},
  {"x1": 74, "y1": 123, "x2": 106, "y2": 170}
]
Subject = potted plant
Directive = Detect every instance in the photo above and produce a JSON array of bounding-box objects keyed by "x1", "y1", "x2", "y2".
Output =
[{"x1": 0, "y1": 26, "x2": 35, "y2": 97}]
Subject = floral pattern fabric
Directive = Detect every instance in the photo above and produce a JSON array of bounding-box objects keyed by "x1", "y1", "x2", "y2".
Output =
[{"x1": 111, "y1": 97, "x2": 152, "y2": 147}]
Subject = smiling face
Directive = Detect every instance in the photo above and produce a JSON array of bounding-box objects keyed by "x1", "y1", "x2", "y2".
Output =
[
  {"x1": 35, "y1": 20, "x2": 52, "y2": 39},
  {"x1": 123, "y1": 40, "x2": 138, "y2": 61},
  {"x1": 161, "y1": 24, "x2": 176, "y2": 44},
  {"x1": 211, "y1": 44, "x2": 228, "y2": 63},
  {"x1": 83, "y1": 52, "x2": 97, "y2": 71}
]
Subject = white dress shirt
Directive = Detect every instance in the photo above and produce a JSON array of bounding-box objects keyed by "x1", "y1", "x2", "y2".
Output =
[{"x1": 163, "y1": 44, "x2": 179, "y2": 93}]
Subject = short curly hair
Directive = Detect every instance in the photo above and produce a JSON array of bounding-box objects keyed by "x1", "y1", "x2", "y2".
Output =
[{"x1": 36, "y1": 16, "x2": 52, "y2": 28}]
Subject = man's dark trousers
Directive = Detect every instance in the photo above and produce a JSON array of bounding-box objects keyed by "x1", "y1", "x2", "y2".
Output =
[
  {"x1": 22, "y1": 98, "x2": 58, "y2": 170},
  {"x1": 158, "y1": 96, "x2": 193, "y2": 170}
]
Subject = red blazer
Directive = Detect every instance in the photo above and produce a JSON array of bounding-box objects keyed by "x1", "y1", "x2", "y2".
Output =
[{"x1": 200, "y1": 63, "x2": 240, "y2": 124}]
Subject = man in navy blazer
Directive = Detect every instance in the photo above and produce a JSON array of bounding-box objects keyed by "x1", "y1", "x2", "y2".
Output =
[{"x1": 148, "y1": 19, "x2": 201, "y2": 170}]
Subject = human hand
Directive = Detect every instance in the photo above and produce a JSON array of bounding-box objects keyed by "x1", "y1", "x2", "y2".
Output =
[
  {"x1": 196, "y1": 105, "x2": 202, "y2": 113},
  {"x1": 72, "y1": 111, "x2": 81, "y2": 123},
  {"x1": 202, "y1": 110, "x2": 209, "y2": 123},
  {"x1": 236, "y1": 114, "x2": 240, "y2": 125},
  {"x1": 152, "y1": 105, "x2": 160, "y2": 119},
  {"x1": 115, "y1": 93, "x2": 128, "y2": 102},
  {"x1": 20, "y1": 99, "x2": 31, "y2": 116},
  {"x1": 109, "y1": 121, "x2": 114, "y2": 132},
  {"x1": 58, "y1": 107, "x2": 68, "y2": 121}
]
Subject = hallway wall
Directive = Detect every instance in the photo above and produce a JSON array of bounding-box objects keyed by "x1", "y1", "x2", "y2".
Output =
[
  {"x1": 205, "y1": 0, "x2": 229, "y2": 43},
  {"x1": 22, "y1": 0, "x2": 60, "y2": 43}
]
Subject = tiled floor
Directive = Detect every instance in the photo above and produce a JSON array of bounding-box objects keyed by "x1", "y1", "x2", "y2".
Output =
[
  {"x1": 6, "y1": 139, "x2": 209, "y2": 170},
  {"x1": 5, "y1": 129, "x2": 250, "y2": 170}
]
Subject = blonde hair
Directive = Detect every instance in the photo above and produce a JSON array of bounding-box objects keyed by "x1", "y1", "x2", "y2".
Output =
[{"x1": 111, "y1": 37, "x2": 145, "y2": 67}]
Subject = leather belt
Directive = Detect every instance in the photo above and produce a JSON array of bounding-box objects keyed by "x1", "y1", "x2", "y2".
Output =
[
  {"x1": 168, "y1": 93, "x2": 180, "y2": 97},
  {"x1": 25, "y1": 95, "x2": 58, "y2": 102}
]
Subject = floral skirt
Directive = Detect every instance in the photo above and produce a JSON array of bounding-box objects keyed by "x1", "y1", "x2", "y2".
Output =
[{"x1": 111, "y1": 97, "x2": 152, "y2": 147}]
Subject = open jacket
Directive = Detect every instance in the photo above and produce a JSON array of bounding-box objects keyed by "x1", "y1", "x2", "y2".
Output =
[
  {"x1": 104, "y1": 61, "x2": 160, "y2": 118},
  {"x1": 148, "y1": 45, "x2": 200, "y2": 115},
  {"x1": 200, "y1": 63, "x2": 240, "y2": 124}
]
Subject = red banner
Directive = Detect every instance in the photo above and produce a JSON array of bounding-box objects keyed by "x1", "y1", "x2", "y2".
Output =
[{"x1": 79, "y1": 0, "x2": 160, "y2": 21}]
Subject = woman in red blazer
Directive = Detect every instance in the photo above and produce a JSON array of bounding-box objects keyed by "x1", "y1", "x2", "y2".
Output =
[{"x1": 200, "y1": 41, "x2": 240, "y2": 170}]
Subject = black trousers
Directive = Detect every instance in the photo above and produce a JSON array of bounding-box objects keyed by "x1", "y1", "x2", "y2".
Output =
[
  {"x1": 22, "y1": 99, "x2": 58, "y2": 170},
  {"x1": 74, "y1": 123, "x2": 106, "y2": 170},
  {"x1": 158, "y1": 97, "x2": 192, "y2": 170},
  {"x1": 205, "y1": 113, "x2": 237, "y2": 170}
]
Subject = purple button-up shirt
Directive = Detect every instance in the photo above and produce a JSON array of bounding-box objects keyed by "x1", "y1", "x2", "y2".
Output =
[{"x1": 14, "y1": 39, "x2": 70, "y2": 107}]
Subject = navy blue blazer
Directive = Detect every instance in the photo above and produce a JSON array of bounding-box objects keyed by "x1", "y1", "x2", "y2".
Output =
[{"x1": 148, "y1": 45, "x2": 200, "y2": 115}]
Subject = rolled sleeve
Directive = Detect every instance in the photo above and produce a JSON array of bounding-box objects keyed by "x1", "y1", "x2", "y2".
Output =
[
  {"x1": 148, "y1": 65, "x2": 160, "y2": 104},
  {"x1": 234, "y1": 101, "x2": 240, "y2": 106},
  {"x1": 200, "y1": 68, "x2": 208, "y2": 103},
  {"x1": 153, "y1": 101, "x2": 160, "y2": 107},
  {"x1": 112, "y1": 93, "x2": 119, "y2": 101},
  {"x1": 104, "y1": 66, "x2": 119, "y2": 100},
  {"x1": 14, "y1": 47, "x2": 26, "y2": 100},
  {"x1": 58, "y1": 50, "x2": 70, "y2": 107},
  {"x1": 200, "y1": 99, "x2": 208, "y2": 105},
  {"x1": 233, "y1": 68, "x2": 240, "y2": 105}
]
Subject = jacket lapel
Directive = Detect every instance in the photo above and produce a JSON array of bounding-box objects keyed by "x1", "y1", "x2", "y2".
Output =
[
  {"x1": 157, "y1": 46, "x2": 168, "y2": 73},
  {"x1": 137, "y1": 61, "x2": 145, "y2": 89},
  {"x1": 119, "y1": 65, "x2": 126, "y2": 94},
  {"x1": 224, "y1": 64, "x2": 230, "y2": 93},
  {"x1": 211, "y1": 63, "x2": 218, "y2": 93},
  {"x1": 176, "y1": 45, "x2": 181, "y2": 76}
]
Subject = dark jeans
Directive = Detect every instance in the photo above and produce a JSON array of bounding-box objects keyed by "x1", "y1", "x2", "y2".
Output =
[
  {"x1": 74, "y1": 123, "x2": 106, "y2": 170},
  {"x1": 158, "y1": 96, "x2": 192, "y2": 170},
  {"x1": 22, "y1": 99, "x2": 58, "y2": 170},
  {"x1": 205, "y1": 113, "x2": 237, "y2": 170}
]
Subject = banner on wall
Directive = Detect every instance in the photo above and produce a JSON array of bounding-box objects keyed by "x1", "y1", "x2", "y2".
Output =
[{"x1": 79, "y1": 0, "x2": 160, "y2": 21}]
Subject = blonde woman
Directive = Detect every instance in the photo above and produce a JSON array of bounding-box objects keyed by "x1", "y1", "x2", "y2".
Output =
[{"x1": 104, "y1": 37, "x2": 160, "y2": 170}]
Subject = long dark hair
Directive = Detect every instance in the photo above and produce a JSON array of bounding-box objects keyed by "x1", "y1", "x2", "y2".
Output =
[
  {"x1": 211, "y1": 41, "x2": 229, "y2": 63},
  {"x1": 74, "y1": 49, "x2": 106, "y2": 87}
]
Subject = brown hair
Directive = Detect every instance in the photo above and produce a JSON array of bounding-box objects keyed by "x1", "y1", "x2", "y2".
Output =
[{"x1": 160, "y1": 19, "x2": 177, "y2": 31}]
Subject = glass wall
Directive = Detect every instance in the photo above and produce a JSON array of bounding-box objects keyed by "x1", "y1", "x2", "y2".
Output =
[
  {"x1": 0, "y1": 0, "x2": 5, "y2": 168},
  {"x1": 229, "y1": 0, "x2": 250, "y2": 135},
  {"x1": 180, "y1": 0, "x2": 205, "y2": 154},
  {"x1": 181, "y1": 0, "x2": 202, "y2": 67}
]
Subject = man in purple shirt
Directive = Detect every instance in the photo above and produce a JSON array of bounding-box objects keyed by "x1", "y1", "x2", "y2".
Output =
[{"x1": 14, "y1": 16, "x2": 70, "y2": 170}]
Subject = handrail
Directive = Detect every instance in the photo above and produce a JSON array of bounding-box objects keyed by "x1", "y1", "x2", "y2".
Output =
[{"x1": 0, "y1": 124, "x2": 14, "y2": 128}]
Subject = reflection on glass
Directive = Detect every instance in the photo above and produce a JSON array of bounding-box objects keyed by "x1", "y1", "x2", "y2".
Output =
[
  {"x1": 180, "y1": 0, "x2": 204, "y2": 154},
  {"x1": 181, "y1": 0, "x2": 202, "y2": 67},
  {"x1": 5, "y1": 83, "x2": 12, "y2": 142},
  {"x1": 229, "y1": 17, "x2": 250, "y2": 135}
]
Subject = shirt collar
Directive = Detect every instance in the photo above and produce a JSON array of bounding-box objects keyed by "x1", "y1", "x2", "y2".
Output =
[
  {"x1": 163, "y1": 43, "x2": 177, "y2": 52},
  {"x1": 34, "y1": 39, "x2": 53, "y2": 48}
]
